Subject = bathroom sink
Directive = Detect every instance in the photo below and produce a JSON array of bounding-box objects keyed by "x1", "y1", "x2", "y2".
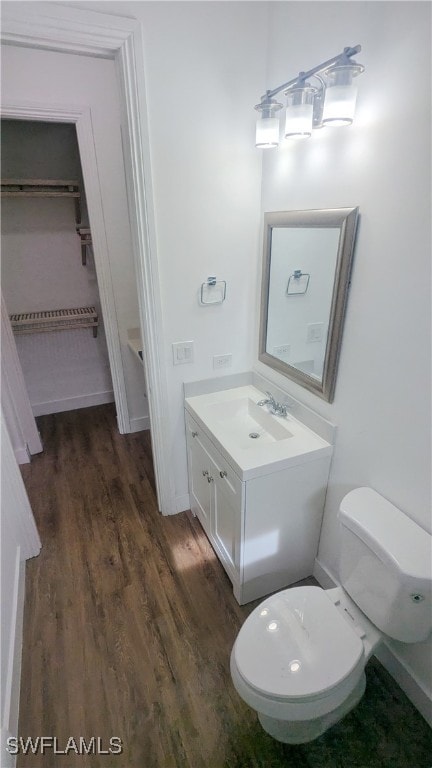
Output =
[
  {"x1": 185, "y1": 385, "x2": 333, "y2": 479},
  {"x1": 203, "y1": 396, "x2": 293, "y2": 449}
]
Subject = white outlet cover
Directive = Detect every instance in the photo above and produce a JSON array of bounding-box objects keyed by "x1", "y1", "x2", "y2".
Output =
[
  {"x1": 273, "y1": 344, "x2": 291, "y2": 357},
  {"x1": 213, "y1": 354, "x2": 232, "y2": 369}
]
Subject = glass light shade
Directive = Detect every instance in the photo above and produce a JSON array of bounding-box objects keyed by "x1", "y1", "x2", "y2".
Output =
[
  {"x1": 284, "y1": 87, "x2": 316, "y2": 140},
  {"x1": 322, "y1": 64, "x2": 364, "y2": 127},
  {"x1": 255, "y1": 117, "x2": 280, "y2": 148},
  {"x1": 285, "y1": 103, "x2": 314, "y2": 139}
]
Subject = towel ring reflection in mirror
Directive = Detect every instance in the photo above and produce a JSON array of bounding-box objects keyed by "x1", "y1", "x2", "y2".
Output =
[{"x1": 287, "y1": 270, "x2": 310, "y2": 295}]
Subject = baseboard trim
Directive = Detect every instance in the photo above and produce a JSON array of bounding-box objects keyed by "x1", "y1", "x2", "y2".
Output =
[
  {"x1": 129, "y1": 415, "x2": 150, "y2": 433},
  {"x1": 175, "y1": 494, "x2": 190, "y2": 514},
  {"x1": 313, "y1": 557, "x2": 337, "y2": 589},
  {"x1": 313, "y1": 557, "x2": 432, "y2": 725},
  {"x1": 14, "y1": 447, "x2": 30, "y2": 466},
  {"x1": 0, "y1": 554, "x2": 25, "y2": 768},
  {"x1": 3, "y1": 553, "x2": 25, "y2": 741},
  {"x1": 374, "y1": 642, "x2": 432, "y2": 726},
  {"x1": 31, "y1": 390, "x2": 115, "y2": 417},
  {"x1": 0, "y1": 727, "x2": 15, "y2": 768}
]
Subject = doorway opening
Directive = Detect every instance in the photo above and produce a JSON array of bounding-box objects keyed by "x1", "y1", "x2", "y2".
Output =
[{"x1": 1, "y1": 117, "x2": 149, "y2": 466}]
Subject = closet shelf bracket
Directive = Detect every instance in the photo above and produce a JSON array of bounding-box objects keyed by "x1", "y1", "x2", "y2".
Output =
[
  {"x1": 1, "y1": 178, "x2": 81, "y2": 225},
  {"x1": 10, "y1": 307, "x2": 99, "y2": 338},
  {"x1": 76, "y1": 227, "x2": 92, "y2": 266}
]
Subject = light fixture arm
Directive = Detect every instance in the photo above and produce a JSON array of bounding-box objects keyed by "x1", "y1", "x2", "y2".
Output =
[{"x1": 258, "y1": 45, "x2": 361, "y2": 104}]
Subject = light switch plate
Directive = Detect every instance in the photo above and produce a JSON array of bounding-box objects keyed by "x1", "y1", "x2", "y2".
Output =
[
  {"x1": 307, "y1": 323, "x2": 324, "y2": 343},
  {"x1": 172, "y1": 341, "x2": 194, "y2": 365}
]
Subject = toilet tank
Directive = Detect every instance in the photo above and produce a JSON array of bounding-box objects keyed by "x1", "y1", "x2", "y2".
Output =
[{"x1": 338, "y1": 487, "x2": 432, "y2": 643}]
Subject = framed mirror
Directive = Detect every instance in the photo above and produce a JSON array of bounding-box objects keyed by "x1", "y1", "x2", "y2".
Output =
[{"x1": 259, "y1": 207, "x2": 359, "y2": 402}]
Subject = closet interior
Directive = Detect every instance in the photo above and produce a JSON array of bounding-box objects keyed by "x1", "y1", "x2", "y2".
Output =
[{"x1": 1, "y1": 120, "x2": 114, "y2": 419}]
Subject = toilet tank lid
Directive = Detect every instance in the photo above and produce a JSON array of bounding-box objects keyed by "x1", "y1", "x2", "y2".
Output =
[{"x1": 339, "y1": 487, "x2": 432, "y2": 581}]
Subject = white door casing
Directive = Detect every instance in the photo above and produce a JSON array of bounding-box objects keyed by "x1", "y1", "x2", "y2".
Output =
[
  {"x1": 1, "y1": 410, "x2": 41, "y2": 746},
  {"x1": 1, "y1": 3, "x2": 175, "y2": 515},
  {"x1": 1, "y1": 292, "x2": 43, "y2": 463},
  {"x1": 1, "y1": 100, "x2": 132, "y2": 433}
]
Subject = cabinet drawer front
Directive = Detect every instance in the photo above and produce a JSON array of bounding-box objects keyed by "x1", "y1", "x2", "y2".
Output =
[
  {"x1": 212, "y1": 451, "x2": 242, "y2": 498},
  {"x1": 185, "y1": 412, "x2": 207, "y2": 447},
  {"x1": 185, "y1": 413, "x2": 240, "y2": 486}
]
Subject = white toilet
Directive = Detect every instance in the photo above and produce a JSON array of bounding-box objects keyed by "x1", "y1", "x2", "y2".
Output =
[{"x1": 230, "y1": 487, "x2": 432, "y2": 744}]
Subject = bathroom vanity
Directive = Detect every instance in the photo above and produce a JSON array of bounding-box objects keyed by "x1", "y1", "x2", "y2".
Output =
[{"x1": 184, "y1": 383, "x2": 334, "y2": 604}]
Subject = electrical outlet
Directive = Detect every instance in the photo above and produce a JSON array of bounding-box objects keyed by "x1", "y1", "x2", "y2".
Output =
[
  {"x1": 273, "y1": 344, "x2": 291, "y2": 357},
  {"x1": 213, "y1": 353, "x2": 232, "y2": 370},
  {"x1": 172, "y1": 341, "x2": 194, "y2": 365}
]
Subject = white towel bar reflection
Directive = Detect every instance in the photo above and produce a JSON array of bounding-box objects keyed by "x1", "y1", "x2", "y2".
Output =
[{"x1": 286, "y1": 270, "x2": 310, "y2": 295}]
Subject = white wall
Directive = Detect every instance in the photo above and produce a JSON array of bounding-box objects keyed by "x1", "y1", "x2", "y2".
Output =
[
  {"x1": 256, "y1": 1, "x2": 431, "y2": 709},
  {"x1": 138, "y1": 1, "x2": 267, "y2": 508},
  {"x1": 1, "y1": 120, "x2": 114, "y2": 416},
  {"x1": 140, "y1": 2, "x2": 266, "y2": 507},
  {"x1": 1, "y1": 46, "x2": 148, "y2": 428}
]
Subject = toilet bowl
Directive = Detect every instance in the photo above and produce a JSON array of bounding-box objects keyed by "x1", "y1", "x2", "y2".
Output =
[
  {"x1": 230, "y1": 487, "x2": 432, "y2": 744},
  {"x1": 230, "y1": 585, "x2": 381, "y2": 744}
]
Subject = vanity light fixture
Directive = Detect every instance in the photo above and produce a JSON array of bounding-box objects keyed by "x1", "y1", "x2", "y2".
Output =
[
  {"x1": 255, "y1": 98, "x2": 283, "y2": 148},
  {"x1": 285, "y1": 86, "x2": 317, "y2": 140},
  {"x1": 254, "y1": 45, "x2": 364, "y2": 148}
]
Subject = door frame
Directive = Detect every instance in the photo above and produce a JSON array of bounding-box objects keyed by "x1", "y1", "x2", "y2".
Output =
[
  {"x1": 1, "y1": 100, "x2": 133, "y2": 435},
  {"x1": 1, "y1": 291, "x2": 43, "y2": 462},
  {"x1": 1, "y1": 3, "x2": 175, "y2": 515}
]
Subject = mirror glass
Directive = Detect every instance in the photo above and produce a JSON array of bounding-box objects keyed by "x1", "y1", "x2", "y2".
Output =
[{"x1": 259, "y1": 208, "x2": 359, "y2": 402}]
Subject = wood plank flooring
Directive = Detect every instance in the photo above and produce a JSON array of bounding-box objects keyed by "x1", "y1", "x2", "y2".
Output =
[{"x1": 18, "y1": 404, "x2": 432, "y2": 768}]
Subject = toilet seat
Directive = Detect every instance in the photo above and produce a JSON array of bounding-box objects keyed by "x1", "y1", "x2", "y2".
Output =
[{"x1": 233, "y1": 586, "x2": 365, "y2": 702}]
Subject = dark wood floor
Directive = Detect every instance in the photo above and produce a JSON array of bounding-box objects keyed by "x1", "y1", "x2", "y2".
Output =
[{"x1": 18, "y1": 404, "x2": 432, "y2": 768}]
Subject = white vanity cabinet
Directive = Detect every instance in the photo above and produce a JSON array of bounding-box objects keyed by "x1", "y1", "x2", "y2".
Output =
[
  {"x1": 185, "y1": 407, "x2": 332, "y2": 605},
  {"x1": 185, "y1": 412, "x2": 242, "y2": 585}
]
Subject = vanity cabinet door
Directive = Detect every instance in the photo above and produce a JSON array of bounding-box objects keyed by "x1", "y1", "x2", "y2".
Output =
[
  {"x1": 185, "y1": 419, "x2": 214, "y2": 537},
  {"x1": 212, "y1": 456, "x2": 243, "y2": 581},
  {"x1": 185, "y1": 411, "x2": 243, "y2": 586}
]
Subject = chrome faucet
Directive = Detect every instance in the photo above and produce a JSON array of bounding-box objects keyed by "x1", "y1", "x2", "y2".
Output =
[{"x1": 257, "y1": 391, "x2": 290, "y2": 418}]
